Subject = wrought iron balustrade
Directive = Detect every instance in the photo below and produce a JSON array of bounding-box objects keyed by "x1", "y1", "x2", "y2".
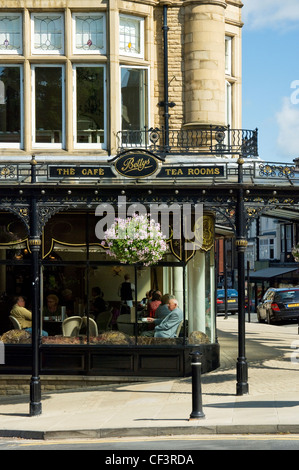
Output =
[{"x1": 117, "y1": 126, "x2": 258, "y2": 157}]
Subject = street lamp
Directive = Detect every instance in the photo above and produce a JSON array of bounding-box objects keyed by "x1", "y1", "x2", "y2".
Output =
[
  {"x1": 29, "y1": 157, "x2": 42, "y2": 416},
  {"x1": 235, "y1": 156, "x2": 249, "y2": 396}
]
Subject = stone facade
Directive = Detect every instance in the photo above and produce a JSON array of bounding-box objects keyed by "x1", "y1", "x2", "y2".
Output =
[{"x1": 0, "y1": 0, "x2": 242, "y2": 156}]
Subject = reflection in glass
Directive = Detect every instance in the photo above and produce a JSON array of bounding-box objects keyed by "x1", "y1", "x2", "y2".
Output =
[
  {"x1": 121, "y1": 67, "x2": 148, "y2": 145},
  {"x1": 76, "y1": 66, "x2": 105, "y2": 144},
  {"x1": 35, "y1": 67, "x2": 63, "y2": 144},
  {"x1": 0, "y1": 67, "x2": 21, "y2": 143}
]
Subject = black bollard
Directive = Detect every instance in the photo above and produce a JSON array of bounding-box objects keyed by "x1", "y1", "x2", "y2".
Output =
[{"x1": 189, "y1": 351, "x2": 205, "y2": 420}]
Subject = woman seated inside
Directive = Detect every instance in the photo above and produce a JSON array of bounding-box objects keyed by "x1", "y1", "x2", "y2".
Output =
[
  {"x1": 43, "y1": 294, "x2": 61, "y2": 319},
  {"x1": 148, "y1": 291, "x2": 162, "y2": 318},
  {"x1": 11, "y1": 296, "x2": 48, "y2": 336}
]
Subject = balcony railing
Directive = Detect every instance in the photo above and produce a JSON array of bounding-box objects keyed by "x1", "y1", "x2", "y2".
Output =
[{"x1": 116, "y1": 126, "x2": 258, "y2": 157}]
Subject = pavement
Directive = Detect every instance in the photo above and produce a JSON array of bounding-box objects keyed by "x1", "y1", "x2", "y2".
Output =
[{"x1": 1, "y1": 315, "x2": 299, "y2": 440}]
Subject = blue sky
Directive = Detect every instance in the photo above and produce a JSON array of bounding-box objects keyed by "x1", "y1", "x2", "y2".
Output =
[{"x1": 242, "y1": 1, "x2": 299, "y2": 163}]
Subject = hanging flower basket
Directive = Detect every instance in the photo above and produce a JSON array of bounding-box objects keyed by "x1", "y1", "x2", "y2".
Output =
[
  {"x1": 101, "y1": 214, "x2": 168, "y2": 266},
  {"x1": 292, "y1": 243, "x2": 299, "y2": 262}
]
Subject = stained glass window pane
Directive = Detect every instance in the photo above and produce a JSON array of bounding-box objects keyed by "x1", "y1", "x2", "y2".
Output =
[
  {"x1": 74, "y1": 14, "x2": 105, "y2": 53},
  {"x1": 33, "y1": 14, "x2": 63, "y2": 54},
  {"x1": 119, "y1": 15, "x2": 143, "y2": 57},
  {"x1": 0, "y1": 14, "x2": 22, "y2": 53}
]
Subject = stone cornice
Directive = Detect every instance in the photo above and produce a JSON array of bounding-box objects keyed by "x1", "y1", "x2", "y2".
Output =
[{"x1": 182, "y1": 0, "x2": 227, "y2": 8}]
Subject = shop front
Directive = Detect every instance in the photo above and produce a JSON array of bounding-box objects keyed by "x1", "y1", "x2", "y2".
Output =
[{"x1": 0, "y1": 157, "x2": 226, "y2": 378}]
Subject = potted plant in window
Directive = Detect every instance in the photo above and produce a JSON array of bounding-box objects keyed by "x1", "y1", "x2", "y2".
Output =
[{"x1": 101, "y1": 214, "x2": 168, "y2": 266}]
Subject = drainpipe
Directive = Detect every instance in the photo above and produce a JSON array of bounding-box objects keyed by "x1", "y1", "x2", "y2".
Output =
[{"x1": 159, "y1": 3, "x2": 175, "y2": 152}]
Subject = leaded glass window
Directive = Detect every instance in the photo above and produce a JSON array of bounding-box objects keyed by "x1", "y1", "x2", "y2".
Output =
[
  {"x1": 32, "y1": 13, "x2": 64, "y2": 54},
  {"x1": 0, "y1": 13, "x2": 22, "y2": 54},
  {"x1": 73, "y1": 13, "x2": 105, "y2": 54},
  {"x1": 119, "y1": 15, "x2": 144, "y2": 58}
]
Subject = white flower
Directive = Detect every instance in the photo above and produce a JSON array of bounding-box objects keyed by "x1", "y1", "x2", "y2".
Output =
[{"x1": 102, "y1": 214, "x2": 168, "y2": 265}]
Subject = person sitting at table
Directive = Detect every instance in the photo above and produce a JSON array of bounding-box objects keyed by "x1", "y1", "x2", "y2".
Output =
[
  {"x1": 91, "y1": 287, "x2": 107, "y2": 317},
  {"x1": 154, "y1": 294, "x2": 175, "y2": 324},
  {"x1": 43, "y1": 294, "x2": 61, "y2": 320},
  {"x1": 147, "y1": 298, "x2": 183, "y2": 338},
  {"x1": 148, "y1": 291, "x2": 162, "y2": 318},
  {"x1": 10, "y1": 296, "x2": 48, "y2": 336}
]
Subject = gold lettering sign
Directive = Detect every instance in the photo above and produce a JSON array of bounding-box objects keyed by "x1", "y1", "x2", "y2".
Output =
[{"x1": 115, "y1": 152, "x2": 158, "y2": 178}]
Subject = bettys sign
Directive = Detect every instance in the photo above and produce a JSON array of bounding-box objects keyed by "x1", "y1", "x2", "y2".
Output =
[{"x1": 114, "y1": 150, "x2": 159, "y2": 178}]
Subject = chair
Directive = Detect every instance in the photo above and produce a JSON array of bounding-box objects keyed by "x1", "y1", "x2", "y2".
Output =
[
  {"x1": 174, "y1": 320, "x2": 183, "y2": 338},
  {"x1": 96, "y1": 311, "x2": 113, "y2": 333},
  {"x1": 62, "y1": 316, "x2": 82, "y2": 336},
  {"x1": 81, "y1": 316, "x2": 98, "y2": 336},
  {"x1": 117, "y1": 313, "x2": 134, "y2": 335},
  {"x1": 9, "y1": 315, "x2": 22, "y2": 330}
]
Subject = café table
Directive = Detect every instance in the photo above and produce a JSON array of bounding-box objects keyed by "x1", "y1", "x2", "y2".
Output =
[{"x1": 43, "y1": 318, "x2": 63, "y2": 336}]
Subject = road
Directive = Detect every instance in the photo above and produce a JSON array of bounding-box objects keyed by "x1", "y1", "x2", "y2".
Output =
[{"x1": 1, "y1": 434, "x2": 299, "y2": 450}]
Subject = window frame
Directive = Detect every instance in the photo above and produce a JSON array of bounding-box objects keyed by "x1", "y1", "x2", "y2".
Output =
[
  {"x1": 73, "y1": 63, "x2": 107, "y2": 150},
  {"x1": 225, "y1": 35, "x2": 232, "y2": 76},
  {"x1": 0, "y1": 12, "x2": 23, "y2": 55},
  {"x1": 225, "y1": 80, "x2": 232, "y2": 127},
  {"x1": 0, "y1": 64, "x2": 23, "y2": 149},
  {"x1": 119, "y1": 14, "x2": 144, "y2": 59},
  {"x1": 31, "y1": 12, "x2": 65, "y2": 56},
  {"x1": 72, "y1": 12, "x2": 106, "y2": 55},
  {"x1": 31, "y1": 64, "x2": 65, "y2": 149}
]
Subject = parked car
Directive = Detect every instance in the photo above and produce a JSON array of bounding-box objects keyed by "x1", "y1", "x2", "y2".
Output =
[
  {"x1": 217, "y1": 289, "x2": 238, "y2": 315},
  {"x1": 257, "y1": 287, "x2": 299, "y2": 324}
]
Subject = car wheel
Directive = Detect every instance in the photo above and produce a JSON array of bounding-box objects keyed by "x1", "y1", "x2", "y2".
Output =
[{"x1": 266, "y1": 311, "x2": 272, "y2": 324}]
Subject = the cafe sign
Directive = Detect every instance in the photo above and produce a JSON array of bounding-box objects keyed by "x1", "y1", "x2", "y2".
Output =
[
  {"x1": 114, "y1": 150, "x2": 159, "y2": 178},
  {"x1": 48, "y1": 165, "x2": 115, "y2": 179}
]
